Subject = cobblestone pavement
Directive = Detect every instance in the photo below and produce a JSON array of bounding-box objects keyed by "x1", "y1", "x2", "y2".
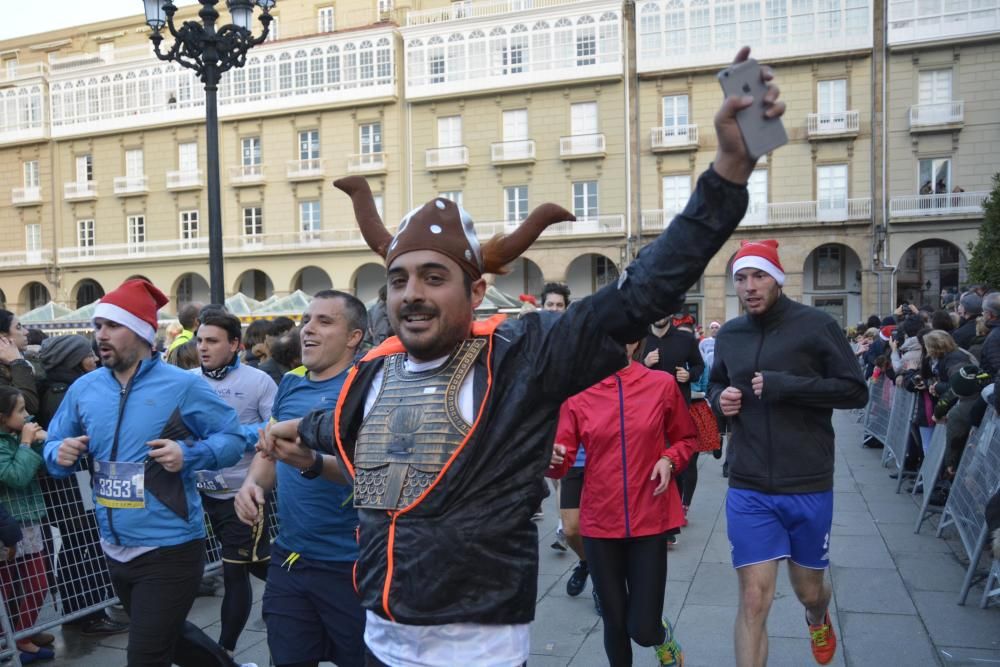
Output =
[{"x1": 53, "y1": 411, "x2": 1000, "y2": 666}]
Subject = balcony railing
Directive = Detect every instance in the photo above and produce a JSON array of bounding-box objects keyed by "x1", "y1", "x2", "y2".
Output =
[
  {"x1": 407, "y1": 0, "x2": 582, "y2": 25},
  {"x1": 56, "y1": 228, "x2": 368, "y2": 264},
  {"x1": 426, "y1": 146, "x2": 470, "y2": 170},
  {"x1": 11, "y1": 187, "x2": 42, "y2": 206},
  {"x1": 889, "y1": 191, "x2": 987, "y2": 219},
  {"x1": 734, "y1": 198, "x2": 873, "y2": 226},
  {"x1": 476, "y1": 215, "x2": 625, "y2": 239},
  {"x1": 229, "y1": 164, "x2": 265, "y2": 185},
  {"x1": 166, "y1": 170, "x2": 203, "y2": 190},
  {"x1": 640, "y1": 208, "x2": 685, "y2": 232},
  {"x1": 0, "y1": 62, "x2": 48, "y2": 84},
  {"x1": 909, "y1": 101, "x2": 964, "y2": 129},
  {"x1": 888, "y1": 1, "x2": 1000, "y2": 45},
  {"x1": 287, "y1": 158, "x2": 325, "y2": 181},
  {"x1": 63, "y1": 181, "x2": 97, "y2": 200},
  {"x1": 650, "y1": 125, "x2": 698, "y2": 151},
  {"x1": 807, "y1": 111, "x2": 860, "y2": 137},
  {"x1": 559, "y1": 134, "x2": 606, "y2": 158},
  {"x1": 491, "y1": 140, "x2": 536, "y2": 163},
  {"x1": 347, "y1": 152, "x2": 387, "y2": 174},
  {"x1": 0, "y1": 249, "x2": 52, "y2": 268},
  {"x1": 113, "y1": 176, "x2": 149, "y2": 196}
]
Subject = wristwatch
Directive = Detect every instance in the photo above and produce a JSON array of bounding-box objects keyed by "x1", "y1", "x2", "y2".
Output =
[{"x1": 300, "y1": 451, "x2": 324, "y2": 479}]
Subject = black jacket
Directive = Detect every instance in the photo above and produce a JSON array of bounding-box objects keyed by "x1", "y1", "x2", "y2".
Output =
[
  {"x1": 643, "y1": 327, "x2": 704, "y2": 405},
  {"x1": 298, "y1": 166, "x2": 749, "y2": 626},
  {"x1": 708, "y1": 295, "x2": 868, "y2": 494},
  {"x1": 952, "y1": 317, "x2": 978, "y2": 351},
  {"x1": 978, "y1": 319, "x2": 1000, "y2": 380}
]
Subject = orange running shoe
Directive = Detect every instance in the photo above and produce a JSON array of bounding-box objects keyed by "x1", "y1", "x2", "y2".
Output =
[{"x1": 807, "y1": 611, "x2": 837, "y2": 665}]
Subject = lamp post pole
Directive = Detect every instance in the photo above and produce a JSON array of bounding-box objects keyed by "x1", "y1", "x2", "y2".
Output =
[{"x1": 142, "y1": 0, "x2": 274, "y2": 305}]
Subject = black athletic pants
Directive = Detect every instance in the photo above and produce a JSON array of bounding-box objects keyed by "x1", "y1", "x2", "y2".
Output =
[
  {"x1": 106, "y1": 539, "x2": 235, "y2": 667},
  {"x1": 677, "y1": 452, "x2": 699, "y2": 507},
  {"x1": 583, "y1": 532, "x2": 669, "y2": 667}
]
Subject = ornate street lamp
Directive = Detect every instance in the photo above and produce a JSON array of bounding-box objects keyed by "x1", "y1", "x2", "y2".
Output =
[{"x1": 141, "y1": 0, "x2": 275, "y2": 304}]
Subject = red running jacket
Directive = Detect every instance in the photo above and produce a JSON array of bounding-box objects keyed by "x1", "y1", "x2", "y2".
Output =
[{"x1": 548, "y1": 362, "x2": 696, "y2": 539}]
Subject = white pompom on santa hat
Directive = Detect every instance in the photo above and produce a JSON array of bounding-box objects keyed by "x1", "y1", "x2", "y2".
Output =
[
  {"x1": 93, "y1": 278, "x2": 169, "y2": 344},
  {"x1": 731, "y1": 239, "x2": 785, "y2": 286}
]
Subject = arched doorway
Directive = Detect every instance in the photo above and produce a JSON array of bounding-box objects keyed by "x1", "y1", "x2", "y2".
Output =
[
  {"x1": 493, "y1": 258, "x2": 544, "y2": 298},
  {"x1": 565, "y1": 253, "x2": 619, "y2": 298},
  {"x1": 73, "y1": 279, "x2": 105, "y2": 309},
  {"x1": 803, "y1": 243, "x2": 863, "y2": 328},
  {"x1": 175, "y1": 273, "x2": 210, "y2": 307},
  {"x1": 895, "y1": 240, "x2": 967, "y2": 310},
  {"x1": 20, "y1": 282, "x2": 50, "y2": 310},
  {"x1": 293, "y1": 266, "x2": 333, "y2": 294},
  {"x1": 353, "y1": 263, "x2": 387, "y2": 303},
  {"x1": 235, "y1": 269, "x2": 274, "y2": 302}
]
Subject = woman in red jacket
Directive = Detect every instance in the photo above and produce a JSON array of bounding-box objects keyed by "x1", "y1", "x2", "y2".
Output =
[{"x1": 549, "y1": 341, "x2": 696, "y2": 666}]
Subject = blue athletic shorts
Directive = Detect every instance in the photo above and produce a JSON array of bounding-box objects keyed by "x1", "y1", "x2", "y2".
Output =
[{"x1": 726, "y1": 488, "x2": 833, "y2": 570}]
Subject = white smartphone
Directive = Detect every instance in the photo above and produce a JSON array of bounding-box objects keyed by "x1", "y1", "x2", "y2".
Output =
[{"x1": 718, "y1": 58, "x2": 788, "y2": 160}]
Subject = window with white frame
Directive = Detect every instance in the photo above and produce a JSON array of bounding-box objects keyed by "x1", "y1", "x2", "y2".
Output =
[
  {"x1": 573, "y1": 180, "x2": 598, "y2": 219},
  {"x1": 662, "y1": 175, "x2": 691, "y2": 215},
  {"x1": 318, "y1": 7, "x2": 335, "y2": 33},
  {"x1": 360, "y1": 122, "x2": 382, "y2": 154},
  {"x1": 4, "y1": 59, "x2": 16, "y2": 79},
  {"x1": 180, "y1": 210, "x2": 200, "y2": 249},
  {"x1": 127, "y1": 215, "x2": 145, "y2": 253},
  {"x1": 576, "y1": 16, "x2": 596, "y2": 66},
  {"x1": 745, "y1": 169, "x2": 768, "y2": 222},
  {"x1": 817, "y1": 79, "x2": 847, "y2": 114},
  {"x1": 502, "y1": 109, "x2": 528, "y2": 142},
  {"x1": 505, "y1": 185, "x2": 528, "y2": 223},
  {"x1": 437, "y1": 115, "x2": 462, "y2": 148},
  {"x1": 241, "y1": 136, "x2": 261, "y2": 167},
  {"x1": 373, "y1": 194, "x2": 385, "y2": 219},
  {"x1": 125, "y1": 149, "x2": 144, "y2": 178},
  {"x1": 178, "y1": 142, "x2": 198, "y2": 173},
  {"x1": 77, "y1": 219, "x2": 95, "y2": 255},
  {"x1": 25, "y1": 224, "x2": 41, "y2": 254},
  {"x1": 266, "y1": 16, "x2": 279, "y2": 41},
  {"x1": 75, "y1": 154, "x2": 93, "y2": 182},
  {"x1": 299, "y1": 129, "x2": 320, "y2": 161},
  {"x1": 243, "y1": 207, "x2": 263, "y2": 242},
  {"x1": 378, "y1": 0, "x2": 393, "y2": 14},
  {"x1": 439, "y1": 191, "x2": 463, "y2": 206},
  {"x1": 23, "y1": 161, "x2": 39, "y2": 189},
  {"x1": 662, "y1": 95, "x2": 689, "y2": 128},
  {"x1": 817, "y1": 164, "x2": 848, "y2": 215},
  {"x1": 571, "y1": 101, "x2": 597, "y2": 136},
  {"x1": 919, "y1": 69, "x2": 952, "y2": 105},
  {"x1": 299, "y1": 200, "x2": 322, "y2": 240},
  {"x1": 919, "y1": 157, "x2": 951, "y2": 195}
]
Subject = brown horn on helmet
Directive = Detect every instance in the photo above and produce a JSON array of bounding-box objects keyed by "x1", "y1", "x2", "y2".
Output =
[
  {"x1": 333, "y1": 176, "x2": 392, "y2": 258},
  {"x1": 481, "y1": 203, "x2": 575, "y2": 275}
]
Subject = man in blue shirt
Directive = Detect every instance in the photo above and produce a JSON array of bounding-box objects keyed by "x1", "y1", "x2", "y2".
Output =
[{"x1": 234, "y1": 290, "x2": 367, "y2": 667}]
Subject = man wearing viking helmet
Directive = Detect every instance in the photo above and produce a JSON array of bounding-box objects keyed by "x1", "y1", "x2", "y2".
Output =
[{"x1": 262, "y1": 48, "x2": 785, "y2": 667}]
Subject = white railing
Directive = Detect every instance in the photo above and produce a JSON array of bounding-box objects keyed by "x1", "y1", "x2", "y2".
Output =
[
  {"x1": 0, "y1": 249, "x2": 52, "y2": 268},
  {"x1": 407, "y1": 0, "x2": 582, "y2": 25},
  {"x1": 807, "y1": 111, "x2": 860, "y2": 136},
  {"x1": 425, "y1": 146, "x2": 469, "y2": 169},
  {"x1": 560, "y1": 134, "x2": 606, "y2": 157},
  {"x1": 113, "y1": 176, "x2": 148, "y2": 195},
  {"x1": 889, "y1": 191, "x2": 988, "y2": 218},
  {"x1": 166, "y1": 170, "x2": 203, "y2": 189},
  {"x1": 491, "y1": 140, "x2": 536, "y2": 162},
  {"x1": 0, "y1": 62, "x2": 48, "y2": 83},
  {"x1": 287, "y1": 158, "x2": 325, "y2": 180},
  {"x1": 650, "y1": 125, "x2": 698, "y2": 150},
  {"x1": 11, "y1": 187, "x2": 42, "y2": 205},
  {"x1": 347, "y1": 152, "x2": 387, "y2": 173},
  {"x1": 63, "y1": 181, "x2": 97, "y2": 200},
  {"x1": 909, "y1": 101, "x2": 964, "y2": 128},
  {"x1": 57, "y1": 228, "x2": 369, "y2": 264},
  {"x1": 640, "y1": 208, "x2": 686, "y2": 232},
  {"x1": 888, "y1": 1, "x2": 1000, "y2": 45},
  {"x1": 48, "y1": 44, "x2": 152, "y2": 72},
  {"x1": 229, "y1": 164, "x2": 265, "y2": 184},
  {"x1": 475, "y1": 215, "x2": 625, "y2": 239},
  {"x1": 737, "y1": 198, "x2": 872, "y2": 226}
]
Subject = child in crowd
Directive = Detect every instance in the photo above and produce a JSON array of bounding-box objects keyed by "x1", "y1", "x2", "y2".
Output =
[{"x1": 0, "y1": 385, "x2": 55, "y2": 664}]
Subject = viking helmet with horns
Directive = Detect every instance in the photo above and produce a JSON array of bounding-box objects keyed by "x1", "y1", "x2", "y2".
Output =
[{"x1": 334, "y1": 176, "x2": 575, "y2": 278}]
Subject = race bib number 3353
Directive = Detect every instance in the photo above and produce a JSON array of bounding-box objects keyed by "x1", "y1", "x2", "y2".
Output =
[{"x1": 92, "y1": 460, "x2": 145, "y2": 509}]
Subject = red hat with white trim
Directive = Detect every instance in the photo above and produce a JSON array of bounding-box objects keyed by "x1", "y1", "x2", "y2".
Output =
[
  {"x1": 879, "y1": 325, "x2": 896, "y2": 341},
  {"x1": 93, "y1": 279, "x2": 168, "y2": 345},
  {"x1": 731, "y1": 239, "x2": 785, "y2": 286}
]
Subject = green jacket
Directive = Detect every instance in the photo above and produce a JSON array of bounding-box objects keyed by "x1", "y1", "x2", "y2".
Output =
[{"x1": 0, "y1": 432, "x2": 46, "y2": 524}]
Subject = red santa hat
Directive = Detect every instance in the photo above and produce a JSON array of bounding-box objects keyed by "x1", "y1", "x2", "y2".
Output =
[
  {"x1": 879, "y1": 325, "x2": 896, "y2": 341},
  {"x1": 731, "y1": 240, "x2": 785, "y2": 286},
  {"x1": 93, "y1": 279, "x2": 169, "y2": 345}
]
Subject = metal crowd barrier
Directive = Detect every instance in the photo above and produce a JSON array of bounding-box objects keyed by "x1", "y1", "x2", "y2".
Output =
[
  {"x1": 862, "y1": 374, "x2": 895, "y2": 448},
  {"x1": 913, "y1": 423, "x2": 949, "y2": 534},
  {"x1": 0, "y1": 467, "x2": 280, "y2": 666},
  {"x1": 884, "y1": 388, "x2": 918, "y2": 491},
  {"x1": 936, "y1": 408, "x2": 1000, "y2": 606}
]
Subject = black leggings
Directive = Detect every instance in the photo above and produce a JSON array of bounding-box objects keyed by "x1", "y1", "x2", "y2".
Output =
[
  {"x1": 583, "y1": 533, "x2": 668, "y2": 667},
  {"x1": 677, "y1": 452, "x2": 699, "y2": 507},
  {"x1": 219, "y1": 560, "x2": 269, "y2": 651}
]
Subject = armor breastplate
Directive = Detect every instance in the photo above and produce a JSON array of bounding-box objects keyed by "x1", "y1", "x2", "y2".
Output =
[{"x1": 354, "y1": 338, "x2": 485, "y2": 511}]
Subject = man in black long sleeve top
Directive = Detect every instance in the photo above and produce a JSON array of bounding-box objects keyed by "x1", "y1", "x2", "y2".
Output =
[{"x1": 643, "y1": 315, "x2": 704, "y2": 406}]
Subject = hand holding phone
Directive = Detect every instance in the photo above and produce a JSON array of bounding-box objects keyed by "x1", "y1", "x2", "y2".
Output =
[{"x1": 717, "y1": 57, "x2": 788, "y2": 161}]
